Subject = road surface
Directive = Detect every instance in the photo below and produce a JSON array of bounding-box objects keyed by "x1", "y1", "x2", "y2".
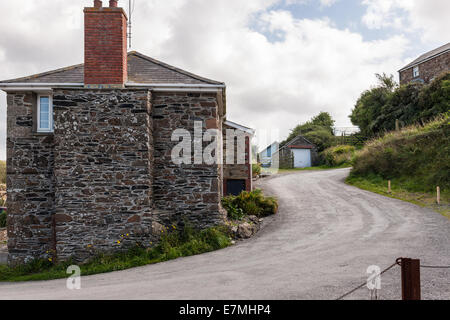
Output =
[{"x1": 1, "y1": 168, "x2": 449, "y2": 299}]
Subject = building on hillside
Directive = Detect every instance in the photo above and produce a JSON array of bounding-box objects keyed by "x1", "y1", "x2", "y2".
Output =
[
  {"x1": 399, "y1": 43, "x2": 450, "y2": 85},
  {"x1": 274, "y1": 135, "x2": 318, "y2": 169},
  {"x1": 222, "y1": 121, "x2": 254, "y2": 196},
  {"x1": 0, "y1": 0, "x2": 252, "y2": 266}
]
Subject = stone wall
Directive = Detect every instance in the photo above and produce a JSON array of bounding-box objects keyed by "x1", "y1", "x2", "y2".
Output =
[
  {"x1": 400, "y1": 51, "x2": 450, "y2": 85},
  {"x1": 152, "y1": 92, "x2": 225, "y2": 228},
  {"x1": 52, "y1": 89, "x2": 156, "y2": 262},
  {"x1": 6, "y1": 92, "x2": 55, "y2": 266},
  {"x1": 222, "y1": 123, "x2": 252, "y2": 195},
  {"x1": 6, "y1": 89, "x2": 226, "y2": 265}
]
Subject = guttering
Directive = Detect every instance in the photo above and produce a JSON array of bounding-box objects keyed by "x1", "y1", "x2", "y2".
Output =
[
  {"x1": 126, "y1": 83, "x2": 226, "y2": 93},
  {"x1": 0, "y1": 82, "x2": 226, "y2": 92}
]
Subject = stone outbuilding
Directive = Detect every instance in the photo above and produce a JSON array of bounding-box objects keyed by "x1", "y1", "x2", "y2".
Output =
[
  {"x1": 0, "y1": 1, "x2": 241, "y2": 265},
  {"x1": 274, "y1": 135, "x2": 319, "y2": 169},
  {"x1": 222, "y1": 120, "x2": 254, "y2": 196}
]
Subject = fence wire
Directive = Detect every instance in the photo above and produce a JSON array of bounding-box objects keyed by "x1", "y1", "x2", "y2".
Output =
[{"x1": 336, "y1": 258, "x2": 450, "y2": 300}]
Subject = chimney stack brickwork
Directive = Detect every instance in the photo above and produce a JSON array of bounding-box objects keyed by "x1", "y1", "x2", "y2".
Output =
[{"x1": 84, "y1": 5, "x2": 128, "y2": 86}]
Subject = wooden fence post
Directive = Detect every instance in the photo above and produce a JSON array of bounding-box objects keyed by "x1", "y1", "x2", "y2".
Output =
[
  {"x1": 437, "y1": 186, "x2": 440, "y2": 205},
  {"x1": 400, "y1": 258, "x2": 421, "y2": 300},
  {"x1": 388, "y1": 180, "x2": 391, "y2": 193}
]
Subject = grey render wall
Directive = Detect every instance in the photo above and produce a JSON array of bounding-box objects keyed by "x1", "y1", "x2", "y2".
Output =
[{"x1": 152, "y1": 92, "x2": 225, "y2": 228}]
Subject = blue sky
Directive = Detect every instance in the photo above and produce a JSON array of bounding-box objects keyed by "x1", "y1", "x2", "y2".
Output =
[{"x1": 0, "y1": 0, "x2": 449, "y2": 158}]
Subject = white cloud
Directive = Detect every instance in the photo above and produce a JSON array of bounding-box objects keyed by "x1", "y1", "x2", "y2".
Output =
[
  {"x1": 285, "y1": 0, "x2": 338, "y2": 7},
  {"x1": 362, "y1": 0, "x2": 450, "y2": 42},
  {"x1": 0, "y1": 0, "x2": 411, "y2": 159}
]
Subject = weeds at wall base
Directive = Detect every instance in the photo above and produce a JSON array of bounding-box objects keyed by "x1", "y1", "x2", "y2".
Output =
[{"x1": 0, "y1": 225, "x2": 232, "y2": 282}]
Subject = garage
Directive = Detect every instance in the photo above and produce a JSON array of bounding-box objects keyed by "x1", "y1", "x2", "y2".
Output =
[{"x1": 292, "y1": 148, "x2": 312, "y2": 168}]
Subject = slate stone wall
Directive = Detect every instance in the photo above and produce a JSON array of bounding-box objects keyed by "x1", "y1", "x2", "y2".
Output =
[
  {"x1": 222, "y1": 123, "x2": 252, "y2": 195},
  {"x1": 6, "y1": 92, "x2": 55, "y2": 266},
  {"x1": 52, "y1": 89, "x2": 155, "y2": 262},
  {"x1": 6, "y1": 89, "x2": 225, "y2": 265},
  {"x1": 152, "y1": 92, "x2": 225, "y2": 228}
]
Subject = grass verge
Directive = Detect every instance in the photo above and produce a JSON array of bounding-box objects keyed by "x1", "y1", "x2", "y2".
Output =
[
  {"x1": 278, "y1": 163, "x2": 352, "y2": 173},
  {"x1": 0, "y1": 225, "x2": 232, "y2": 282},
  {"x1": 346, "y1": 174, "x2": 450, "y2": 218}
]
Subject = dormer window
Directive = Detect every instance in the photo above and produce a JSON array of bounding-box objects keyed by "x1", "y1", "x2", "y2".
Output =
[
  {"x1": 413, "y1": 66, "x2": 420, "y2": 78},
  {"x1": 37, "y1": 95, "x2": 53, "y2": 132}
]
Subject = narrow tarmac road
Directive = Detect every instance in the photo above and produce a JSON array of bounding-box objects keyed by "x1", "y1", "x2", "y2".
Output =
[{"x1": 1, "y1": 168, "x2": 449, "y2": 300}]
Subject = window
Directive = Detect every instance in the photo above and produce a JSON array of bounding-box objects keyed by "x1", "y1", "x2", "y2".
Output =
[
  {"x1": 37, "y1": 95, "x2": 53, "y2": 132},
  {"x1": 413, "y1": 66, "x2": 420, "y2": 78}
]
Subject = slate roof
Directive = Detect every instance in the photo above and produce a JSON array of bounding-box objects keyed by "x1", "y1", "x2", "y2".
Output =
[
  {"x1": 399, "y1": 43, "x2": 450, "y2": 71},
  {"x1": 0, "y1": 51, "x2": 224, "y2": 86}
]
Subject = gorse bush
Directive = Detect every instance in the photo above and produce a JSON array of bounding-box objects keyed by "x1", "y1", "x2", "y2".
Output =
[
  {"x1": 222, "y1": 189, "x2": 278, "y2": 220},
  {"x1": 350, "y1": 114, "x2": 450, "y2": 192},
  {"x1": 322, "y1": 145, "x2": 355, "y2": 167}
]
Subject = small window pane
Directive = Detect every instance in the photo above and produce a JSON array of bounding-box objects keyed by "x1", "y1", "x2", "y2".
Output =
[{"x1": 39, "y1": 96, "x2": 51, "y2": 131}]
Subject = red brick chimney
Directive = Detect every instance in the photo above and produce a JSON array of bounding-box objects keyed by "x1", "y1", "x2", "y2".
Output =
[{"x1": 84, "y1": 0, "x2": 128, "y2": 87}]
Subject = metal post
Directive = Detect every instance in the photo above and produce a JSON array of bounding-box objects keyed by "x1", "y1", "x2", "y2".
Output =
[{"x1": 400, "y1": 258, "x2": 421, "y2": 300}]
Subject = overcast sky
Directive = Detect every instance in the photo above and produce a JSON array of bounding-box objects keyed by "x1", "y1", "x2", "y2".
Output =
[{"x1": 1, "y1": 0, "x2": 449, "y2": 158}]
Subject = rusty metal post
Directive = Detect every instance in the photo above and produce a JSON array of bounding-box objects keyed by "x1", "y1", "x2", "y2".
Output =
[{"x1": 400, "y1": 258, "x2": 421, "y2": 300}]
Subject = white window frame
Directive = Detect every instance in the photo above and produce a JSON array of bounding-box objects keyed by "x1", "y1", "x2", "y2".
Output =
[
  {"x1": 413, "y1": 66, "x2": 420, "y2": 78},
  {"x1": 37, "y1": 94, "x2": 53, "y2": 133}
]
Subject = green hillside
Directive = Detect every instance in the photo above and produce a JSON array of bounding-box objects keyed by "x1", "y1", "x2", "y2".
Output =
[{"x1": 347, "y1": 114, "x2": 449, "y2": 216}]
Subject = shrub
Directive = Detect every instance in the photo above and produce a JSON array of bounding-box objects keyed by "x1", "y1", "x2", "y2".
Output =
[
  {"x1": 350, "y1": 72, "x2": 450, "y2": 137},
  {"x1": 222, "y1": 189, "x2": 278, "y2": 219},
  {"x1": 252, "y1": 163, "x2": 261, "y2": 177},
  {"x1": 322, "y1": 145, "x2": 355, "y2": 167}
]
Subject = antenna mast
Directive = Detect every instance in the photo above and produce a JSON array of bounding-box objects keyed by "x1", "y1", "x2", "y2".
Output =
[{"x1": 127, "y1": 0, "x2": 133, "y2": 48}]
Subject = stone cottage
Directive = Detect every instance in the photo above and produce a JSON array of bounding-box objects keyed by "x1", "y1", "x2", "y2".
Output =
[
  {"x1": 0, "y1": 0, "x2": 232, "y2": 265},
  {"x1": 399, "y1": 42, "x2": 450, "y2": 85}
]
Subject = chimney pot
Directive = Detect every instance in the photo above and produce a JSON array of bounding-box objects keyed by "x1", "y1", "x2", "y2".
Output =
[
  {"x1": 109, "y1": 0, "x2": 118, "y2": 7},
  {"x1": 94, "y1": 0, "x2": 102, "y2": 8}
]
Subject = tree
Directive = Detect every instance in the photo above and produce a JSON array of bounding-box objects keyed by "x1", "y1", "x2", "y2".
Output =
[
  {"x1": 350, "y1": 73, "x2": 397, "y2": 137},
  {"x1": 282, "y1": 112, "x2": 335, "y2": 152},
  {"x1": 350, "y1": 72, "x2": 450, "y2": 137}
]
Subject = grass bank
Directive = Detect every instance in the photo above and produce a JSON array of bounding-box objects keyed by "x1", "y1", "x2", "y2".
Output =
[
  {"x1": 348, "y1": 115, "x2": 449, "y2": 218},
  {"x1": 0, "y1": 225, "x2": 231, "y2": 282},
  {"x1": 347, "y1": 174, "x2": 449, "y2": 218}
]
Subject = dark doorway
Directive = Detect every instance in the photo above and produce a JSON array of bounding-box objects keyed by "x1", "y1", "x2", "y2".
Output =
[{"x1": 226, "y1": 179, "x2": 246, "y2": 196}]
